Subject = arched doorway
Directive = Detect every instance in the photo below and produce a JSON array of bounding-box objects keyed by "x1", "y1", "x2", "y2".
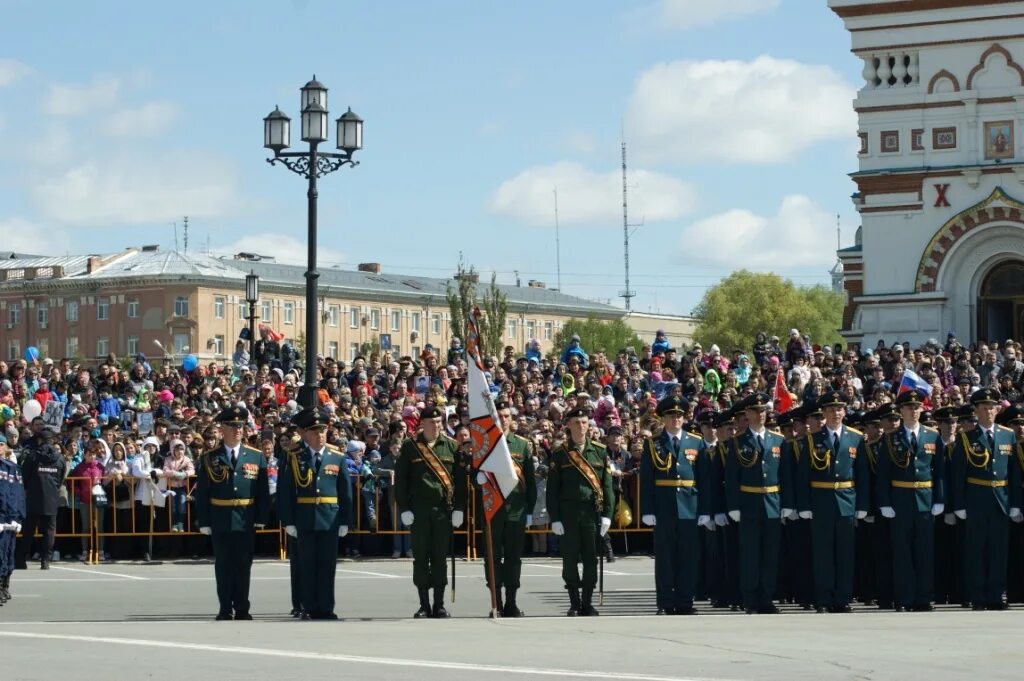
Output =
[{"x1": 978, "y1": 260, "x2": 1024, "y2": 342}]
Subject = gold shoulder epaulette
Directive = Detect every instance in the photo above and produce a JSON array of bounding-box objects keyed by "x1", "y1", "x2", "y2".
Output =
[
  {"x1": 767, "y1": 429, "x2": 783, "y2": 438},
  {"x1": 846, "y1": 426, "x2": 863, "y2": 436},
  {"x1": 326, "y1": 444, "x2": 343, "y2": 454},
  {"x1": 591, "y1": 441, "x2": 607, "y2": 450},
  {"x1": 997, "y1": 425, "x2": 1014, "y2": 434},
  {"x1": 922, "y1": 426, "x2": 938, "y2": 434}
]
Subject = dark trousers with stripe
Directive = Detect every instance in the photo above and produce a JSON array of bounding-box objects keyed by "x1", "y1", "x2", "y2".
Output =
[
  {"x1": 653, "y1": 518, "x2": 698, "y2": 610},
  {"x1": 411, "y1": 505, "x2": 451, "y2": 590},
  {"x1": 211, "y1": 530, "x2": 255, "y2": 615},
  {"x1": 723, "y1": 522, "x2": 742, "y2": 606},
  {"x1": 870, "y1": 517, "x2": 894, "y2": 607},
  {"x1": 298, "y1": 529, "x2": 339, "y2": 614},
  {"x1": 739, "y1": 514, "x2": 780, "y2": 610},
  {"x1": 811, "y1": 513, "x2": 855, "y2": 608},
  {"x1": 965, "y1": 501, "x2": 1009, "y2": 607},
  {"x1": 287, "y1": 535, "x2": 301, "y2": 610},
  {"x1": 890, "y1": 510, "x2": 933, "y2": 608}
]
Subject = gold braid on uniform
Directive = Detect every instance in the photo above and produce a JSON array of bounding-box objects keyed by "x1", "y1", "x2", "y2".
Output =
[
  {"x1": 865, "y1": 441, "x2": 877, "y2": 474},
  {"x1": 203, "y1": 452, "x2": 229, "y2": 484},
  {"x1": 734, "y1": 436, "x2": 759, "y2": 468},
  {"x1": 289, "y1": 451, "x2": 314, "y2": 489},
  {"x1": 962, "y1": 432, "x2": 990, "y2": 469},
  {"x1": 647, "y1": 437, "x2": 672, "y2": 473},
  {"x1": 886, "y1": 434, "x2": 911, "y2": 469},
  {"x1": 809, "y1": 433, "x2": 830, "y2": 472}
]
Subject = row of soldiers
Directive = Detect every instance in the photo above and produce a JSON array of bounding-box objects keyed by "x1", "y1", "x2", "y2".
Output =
[{"x1": 641, "y1": 387, "x2": 1024, "y2": 615}]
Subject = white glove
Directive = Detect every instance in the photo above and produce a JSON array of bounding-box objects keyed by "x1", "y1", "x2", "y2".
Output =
[
  {"x1": 338, "y1": 525, "x2": 349, "y2": 537},
  {"x1": 954, "y1": 509, "x2": 966, "y2": 520},
  {"x1": 781, "y1": 508, "x2": 794, "y2": 519},
  {"x1": 855, "y1": 510, "x2": 867, "y2": 520},
  {"x1": 799, "y1": 511, "x2": 812, "y2": 520},
  {"x1": 525, "y1": 514, "x2": 533, "y2": 527},
  {"x1": 864, "y1": 515, "x2": 875, "y2": 524},
  {"x1": 401, "y1": 511, "x2": 414, "y2": 526},
  {"x1": 254, "y1": 524, "x2": 266, "y2": 529},
  {"x1": 599, "y1": 517, "x2": 611, "y2": 537},
  {"x1": 944, "y1": 513, "x2": 956, "y2": 526},
  {"x1": 787, "y1": 509, "x2": 799, "y2": 521},
  {"x1": 451, "y1": 510, "x2": 464, "y2": 528},
  {"x1": 1011, "y1": 508, "x2": 1023, "y2": 523},
  {"x1": 164, "y1": 490, "x2": 176, "y2": 498},
  {"x1": 714, "y1": 513, "x2": 727, "y2": 527},
  {"x1": 285, "y1": 525, "x2": 298, "y2": 538},
  {"x1": 728, "y1": 510, "x2": 741, "y2": 523},
  {"x1": 0, "y1": 523, "x2": 9, "y2": 531},
  {"x1": 11, "y1": 521, "x2": 20, "y2": 533},
  {"x1": 551, "y1": 521, "x2": 565, "y2": 536},
  {"x1": 199, "y1": 526, "x2": 212, "y2": 535},
  {"x1": 931, "y1": 503, "x2": 944, "y2": 516},
  {"x1": 476, "y1": 472, "x2": 488, "y2": 485},
  {"x1": 697, "y1": 515, "x2": 712, "y2": 530},
  {"x1": 880, "y1": 506, "x2": 895, "y2": 519},
  {"x1": 641, "y1": 514, "x2": 657, "y2": 527}
]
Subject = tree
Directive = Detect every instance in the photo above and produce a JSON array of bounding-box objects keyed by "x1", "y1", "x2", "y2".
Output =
[
  {"x1": 445, "y1": 258, "x2": 508, "y2": 358},
  {"x1": 551, "y1": 318, "x2": 644, "y2": 360},
  {"x1": 691, "y1": 270, "x2": 844, "y2": 354}
]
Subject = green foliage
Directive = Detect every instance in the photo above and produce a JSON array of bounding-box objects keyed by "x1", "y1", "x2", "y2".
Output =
[
  {"x1": 552, "y1": 318, "x2": 644, "y2": 358},
  {"x1": 691, "y1": 270, "x2": 843, "y2": 353},
  {"x1": 445, "y1": 259, "x2": 508, "y2": 358}
]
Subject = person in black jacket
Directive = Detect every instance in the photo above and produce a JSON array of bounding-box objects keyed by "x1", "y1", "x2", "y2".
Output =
[{"x1": 16, "y1": 429, "x2": 66, "y2": 570}]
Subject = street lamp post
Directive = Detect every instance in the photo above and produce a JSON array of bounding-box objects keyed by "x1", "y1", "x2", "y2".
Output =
[
  {"x1": 245, "y1": 271, "x2": 260, "y2": 367},
  {"x1": 264, "y1": 76, "x2": 363, "y2": 408}
]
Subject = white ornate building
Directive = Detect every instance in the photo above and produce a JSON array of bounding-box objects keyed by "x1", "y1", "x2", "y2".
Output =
[{"x1": 831, "y1": 0, "x2": 1024, "y2": 347}]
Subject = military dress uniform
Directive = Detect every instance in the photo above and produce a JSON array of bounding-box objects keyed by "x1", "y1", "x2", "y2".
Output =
[
  {"x1": 195, "y1": 406, "x2": 270, "y2": 620},
  {"x1": 789, "y1": 404, "x2": 818, "y2": 609},
  {"x1": 547, "y1": 415, "x2": 615, "y2": 616},
  {"x1": 710, "y1": 411, "x2": 741, "y2": 609},
  {"x1": 876, "y1": 392, "x2": 945, "y2": 612},
  {"x1": 949, "y1": 389, "x2": 1015, "y2": 610},
  {"x1": 796, "y1": 393, "x2": 870, "y2": 612},
  {"x1": 277, "y1": 408, "x2": 353, "y2": 620},
  {"x1": 1001, "y1": 406, "x2": 1024, "y2": 604},
  {"x1": 0, "y1": 455, "x2": 25, "y2": 604},
  {"x1": 724, "y1": 393, "x2": 786, "y2": 614},
  {"x1": 640, "y1": 396, "x2": 705, "y2": 615},
  {"x1": 394, "y1": 409, "x2": 467, "y2": 618}
]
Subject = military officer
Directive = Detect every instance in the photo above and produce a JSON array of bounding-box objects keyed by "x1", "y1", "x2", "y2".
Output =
[
  {"x1": 710, "y1": 410, "x2": 741, "y2": 610},
  {"x1": 1001, "y1": 405, "x2": 1024, "y2": 604},
  {"x1": 797, "y1": 392, "x2": 870, "y2": 612},
  {"x1": 277, "y1": 408, "x2": 353, "y2": 620},
  {"x1": 950, "y1": 388, "x2": 1015, "y2": 610},
  {"x1": 695, "y1": 410, "x2": 725, "y2": 608},
  {"x1": 876, "y1": 391, "x2": 945, "y2": 612},
  {"x1": 725, "y1": 393, "x2": 786, "y2": 614},
  {"x1": 932, "y1": 406, "x2": 959, "y2": 606},
  {"x1": 548, "y1": 406, "x2": 615, "y2": 616},
  {"x1": 395, "y1": 405, "x2": 467, "y2": 619},
  {"x1": 195, "y1": 406, "x2": 270, "y2": 621},
  {"x1": 480, "y1": 398, "x2": 537, "y2": 617},
  {"x1": 640, "y1": 396, "x2": 706, "y2": 615}
]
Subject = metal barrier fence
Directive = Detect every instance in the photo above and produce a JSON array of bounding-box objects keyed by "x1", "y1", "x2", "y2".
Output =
[{"x1": 19, "y1": 473, "x2": 652, "y2": 564}]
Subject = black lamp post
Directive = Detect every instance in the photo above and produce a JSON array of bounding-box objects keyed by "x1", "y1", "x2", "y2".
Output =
[
  {"x1": 264, "y1": 76, "x2": 363, "y2": 408},
  {"x1": 245, "y1": 271, "x2": 260, "y2": 367}
]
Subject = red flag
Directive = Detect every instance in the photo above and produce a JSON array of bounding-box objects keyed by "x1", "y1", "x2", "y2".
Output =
[
  {"x1": 773, "y1": 368, "x2": 793, "y2": 413},
  {"x1": 259, "y1": 324, "x2": 285, "y2": 343}
]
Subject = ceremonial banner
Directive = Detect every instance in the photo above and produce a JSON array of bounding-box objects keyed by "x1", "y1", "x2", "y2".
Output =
[{"x1": 773, "y1": 368, "x2": 794, "y2": 414}]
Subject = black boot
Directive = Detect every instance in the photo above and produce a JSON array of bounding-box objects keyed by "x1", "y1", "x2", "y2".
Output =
[
  {"x1": 503, "y1": 587, "x2": 524, "y2": 617},
  {"x1": 580, "y1": 588, "x2": 599, "y2": 616},
  {"x1": 494, "y1": 586, "x2": 504, "y2": 615},
  {"x1": 432, "y1": 587, "x2": 450, "y2": 618},
  {"x1": 567, "y1": 588, "x2": 581, "y2": 616},
  {"x1": 414, "y1": 588, "x2": 432, "y2": 619}
]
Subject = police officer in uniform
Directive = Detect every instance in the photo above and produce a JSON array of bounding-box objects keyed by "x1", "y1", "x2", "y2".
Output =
[
  {"x1": 725, "y1": 393, "x2": 786, "y2": 614},
  {"x1": 16, "y1": 429, "x2": 65, "y2": 570},
  {"x1": 395, "y1": 404, "x2": 467, "y2": 618},
  {"x1": 0, "y1": 446, "x2": 25, "y2": 604},
  {"x1": 195, "y1": 406, "x2": 270, "y2": 620},
  {"x1": 876, "y1": 391, "x2": 944, "y2": 612},
  {"x1": 278, "y1": 407, "x2": 353, "y2": 620},
  {"x1": 548, "y1": 406, "x2": 615, "y2": 616},
  {"x1": 641, "y1": 396, "x2": 705, "y2": 615},
  {"x1": 950, "y1": 388, "x2": 1016, "y2": 610},
  {"x1": 480, "y1": 398, "x2": 537, "y2": 617}
]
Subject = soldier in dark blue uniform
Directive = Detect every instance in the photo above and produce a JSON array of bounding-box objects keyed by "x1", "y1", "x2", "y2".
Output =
[
  {"x1": 0, "y1": 445, "x2": 25, "y2": 605},
  {"x1": 695, "y1": 410, "x2": 726, "y2": 608},
  {"x1": 1001, "y1": 405, "x2": 1024, "y2": 604},
  {"x1": 195, "y1": 406, "x2": 270, "y2": 620},
  {"x1": 640, "y1": 396, "x2": 706, "y2": 615},
  {"x1": 876, "y1": 391, "x2": 945, "y2": 612},
  {"x1": 725, "y1": 393, "x2": 786, "y2": 614},
  {"x1": 709, "y1": 410, "x2": 741, "y2": 610},
  {"x1": 931, "y1": 406, "x2": 959, "y2": 606},
  {"x1": 278, "y1": 407, "x2": 353, "y2": 620},
  {"x1": 950, "y1": 388, "x2": 1016, "y2": 610}
]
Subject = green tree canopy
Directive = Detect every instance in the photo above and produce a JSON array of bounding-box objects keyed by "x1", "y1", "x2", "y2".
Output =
[
  {"x1": 445, "y1": 259, "x2": 508, "y2": 358},
  {"x1": 691, "y1": 270, "x2": 843, "y2": 353},
  {"x1": 551, "y1": 318, "x2": 644, "y2": 360}
]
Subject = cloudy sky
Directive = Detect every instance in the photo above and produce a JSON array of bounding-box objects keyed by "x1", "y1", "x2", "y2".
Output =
[{"x1": 0, "y1": 0, "x2": 861, "y2": 315}]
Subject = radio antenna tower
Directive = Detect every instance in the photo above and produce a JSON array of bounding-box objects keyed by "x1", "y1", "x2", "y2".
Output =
[
  {"x1": 619, "y1": 139, "x2": 640, "y2": 310},
  {"x1": 553, "y1": 188, "x2": 562, "y2": 291}
]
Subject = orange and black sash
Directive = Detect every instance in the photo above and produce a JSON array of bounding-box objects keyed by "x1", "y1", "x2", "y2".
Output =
[
  {"x1": 416, "y1": 439, "x2": 454, "y2": 505},
  {"x1": 567, "y1": 444, "x2": 604, "y2": 509}
]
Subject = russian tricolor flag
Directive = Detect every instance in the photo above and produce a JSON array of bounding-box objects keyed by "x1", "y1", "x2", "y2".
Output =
[{"x1": 898, "y1": 369, "x2": 933, "y2": 407}]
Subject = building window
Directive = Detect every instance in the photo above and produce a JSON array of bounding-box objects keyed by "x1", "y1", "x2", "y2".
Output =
[
  {"x1": 370, "y1": 308, "x2": 381, "y2": 330},
  {"x1": 329, "y1": 306, "x2": 339, "y2": 327},
  {"x1": 431, "y1": 313, "x2": 441, "y2": 335},
  {"x1": 284, "y1": 301, "x2": 294, "y2": 324},
  {"x1": 544, "y1": 321, "x2": 553, "y2": 340},
  {"x1": 390, "y1": 344, "x2": 401, "y2": 360},
  {"x1": 411, "y1": 345, "x2": 420, "y2": 359},
  {"x1": 174, "y1": 296, "x2": 188, "y2": 317},
  {"x1": 7, "y1": 341, "x2": 19, "y2": 361},
  {"x1": 328, "y1": 341, "x2": 339, "y2": 359},
  {"x1": 261, "y1": 300, "x2": 272, "y2": 323},
  {"x1": 214, "y1": 335, "x2": 225, "y2": 356},
  {"x1": 389, "y1": 310, "x2": 401, "y2": 331},
  {"x1": 127, "y1": 297, "x2": 139, "y2": 318},
  {"x1": 173, "y1": 333, "x2": 189, "y2": 355},
  {"x1": 411, "y1": 312, "x2": 421, "y2": 333},
  {"x1": 97, "y1": 298, "x2": 109, "y2": 321},
  {"x1": 127, "y1": 335, "x2": 139, "y2": 356},
  {"x1": 214, "y1": 296, "x2": 225, "y2": 319},
  {"x1": 911, "y1": 128, "x2": 924, "y2": 151},
  {"x1": 66, "y1": 301, "x2": 78, "y2": 322},
  {"x1": 66, "y1": 336, "x2": 78, "y2": 358},
  {"x1": 37, "y1": 303, "x2": 48, "y2": 327},
  {"x1": 858, "y1": 132, "x2": 868, "y2": 155},
  {"x1": 238, "y1": 300, "x2": 247, "y2": 320},
  {"x1": 7, "y1": 304, "x2": 20, "y2": 327},
  {"x1": 37, "y1": 338, "x2": 49, "y2": 358},
  {"x1": 96, "y1": 337, "x2": 109, "y2": 357},
  {"x1": 526, "y1": 321, "x2": 535, "y2": 339},
  {"x1": 880, "y1": 130, "x2": 899, "y2": 153},
  {"x1": 349, "y1": 308, "x2": 359, "y2": 328},
  {"x1": 349, "y1": 342, "x2": 359, "y2": 362},
  {"x1": 507, "y1": 320, "x2": 517, "y2": 339}
]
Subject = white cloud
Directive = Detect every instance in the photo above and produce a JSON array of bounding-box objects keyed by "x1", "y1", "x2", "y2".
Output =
[
  {"x1": 626, "y1": 56, "x2": 857, "y2": 164},
  {"x1": 0, "y1": 59, "x2": 31, "y2": 87},
  {"x1": 215, "y1": 234, "x2": 345, "y2": 267},
  {"x1": 679, "y1": 195, "x2": 837, "y2": 267},
  {"x1": 649, "y1": 0, "x2": 780, "y2": 30},
  {"x1": 490, "y1": 161, "x2": 697, "y2": 226},
  {"x1": 29, "y1": 151, "x2": 242, "y2": 227},
  {"x1": 100, "y1": 101, "x2": 179, "y2": 138},
  {"x1": 0, "y1": 217, "x2": 63, "y2": 254},
  {"x1": 44, "y1": 77, "x2": 120, "y2": 116},
  {"x1": 563, "y1": 130, "x2": 597, "y2": 154}
]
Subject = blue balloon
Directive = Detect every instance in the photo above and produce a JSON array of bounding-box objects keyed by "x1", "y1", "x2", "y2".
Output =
[
  {"x1": 182, "y1": 354, "x2": 198, "y2": 372},
  {"x1": 24, "y1": 346, "x2": 39, "y2": 362}
]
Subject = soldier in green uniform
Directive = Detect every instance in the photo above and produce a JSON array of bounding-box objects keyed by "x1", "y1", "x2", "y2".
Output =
[
  {"x1": 277, "y1": 408, "x2": 353, "y2": 620},
  {"x1": 548, "y1": 407, "x2": 615, "y2": 616},
  {"x1": 724, "y1": 393, "x2": 786, "y2": 614},
  {"x1": 876, "y1": 391, "x2": 945, "y2": 612},
  {"x1": 640, "y1": 396, "x2": 706, "y2": 615},
  {"x1": 195, "y1": 406, "x2": 269, "y2": 620},
  {"x1": 395, "y1": 405, "x2": 467, "y2": 618},
  {"x1": 479, "y1": 398, "x2": 537, "y2": 617},
  {"x1": 950, "y1": 388, "x2": 1016, "y2": 610},
  {"x1": 797, "y1": 392, "x2": 870, "y2": 612}
]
